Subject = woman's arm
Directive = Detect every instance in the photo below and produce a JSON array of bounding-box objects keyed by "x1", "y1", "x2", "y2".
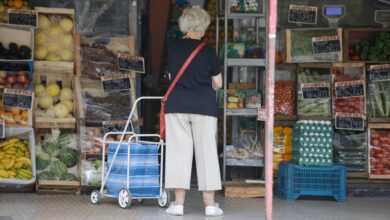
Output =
[{"x1": 212, "y1": 73, "x2": 222, "y2": 90}]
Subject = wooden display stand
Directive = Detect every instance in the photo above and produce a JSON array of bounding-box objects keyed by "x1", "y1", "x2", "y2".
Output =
[
  {"x1": 36, "y1": 180, "x2": 80, "y2": 194},
  {"x1": 223, "y1": 181, "x2": 265, "y2": 198},
  {"x1": 368, "y1": 123, "x2": 390, "y2": 180}
]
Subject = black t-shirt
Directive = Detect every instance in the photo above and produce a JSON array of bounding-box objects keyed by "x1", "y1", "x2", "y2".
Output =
[{"x1": 165, "y1": 39, "x2": 220, "y2": 117}]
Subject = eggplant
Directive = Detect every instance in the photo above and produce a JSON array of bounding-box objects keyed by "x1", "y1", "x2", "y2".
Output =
[{"x1": 8, "y1": 43, "x2": 18, "y2": 51}]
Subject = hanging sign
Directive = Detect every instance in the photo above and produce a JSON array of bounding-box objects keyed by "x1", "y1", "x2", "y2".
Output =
[
  {"x1": 103, "y1": 120, "x2": 132, "y2": 134},
  {"x1": 3, "y1": 89, "x2": 33, "y2": 110},
  {"x1": 8, "y1": 9, "x2": 37, "y2": 27},
  {"x1": 117, "y1": 53, "x2": 145, "y2": 73},
  {"x1": 301, "y1": 83, "x2": 330, "y2": 99},
  {"x1": 288, "y1": 5, "x2": 317, "y2": 25},
  {"x1": 312, "y1": 36, "x2": 341, "y2": 54},
  {"x1": 375, "y1": 10, "x2": 390, "y2": 28},
  {"x1": 101, "y1": 74, "x2": 131, "y2": 92},
  {"x1": 0, "y1": 120, "x2": 4, "y2": 139},
  {"x1": 369, "y1": 64, "x2": 390, "y2": 82},
  {"x1": 335, "y1": 112, "x2": 364, "y2": 131},
  {"x1": 335, "y1": 80, "x2": 365, "y2": 99}
]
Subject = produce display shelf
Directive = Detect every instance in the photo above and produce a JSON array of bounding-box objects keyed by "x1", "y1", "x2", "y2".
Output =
[
  {"x1": 297, "y1": 115, "x2": 332, "y2": 121},
  {"x1": 36, "y1": 180, "x2": 80, "y2": 194},
  {"x1": 226, "y1": 108, "x2": 258, "y2": 116},
  {"x1": 226, "y1": 158, "x2": 264, "y2": 167},
  {"x1": 223, "y1": 181, "x2": 265, "y2": 198},
  {"x1": 368, "y1": 117, "x2": 390, "y2": 123},
  {"x1": 227, "y1": 58, "x2": 265, "y2": 67},
  {"x1": 347, "y1": 172, "x2": 369, "y2": 178},
  {"x1": 275, "y1": 115, "x2": 297, "y2": 121}
]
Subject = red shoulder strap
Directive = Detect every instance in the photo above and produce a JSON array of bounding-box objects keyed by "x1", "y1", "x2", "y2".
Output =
[{"x1": 163, "y1": 42, "x2": 207, "y2": 103}]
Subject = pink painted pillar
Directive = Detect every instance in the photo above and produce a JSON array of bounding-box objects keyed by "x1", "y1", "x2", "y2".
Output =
[{"x1": 265, "y1": 0, "x2": 278, "y2": 220}]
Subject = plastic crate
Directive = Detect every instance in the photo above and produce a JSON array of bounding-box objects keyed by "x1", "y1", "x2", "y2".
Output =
[{"x1": 277, "y1": 162, "x2": 346, "y2": 202}]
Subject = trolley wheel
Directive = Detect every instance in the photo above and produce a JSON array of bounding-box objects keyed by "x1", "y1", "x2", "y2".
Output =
[
  {"x1": 158, "y1": 188, "x2": 171, "y2": 208},
  {"x1": 90, "y1": 190, "x2": 101, "y2": 204},
  {"x1": 118, "y1": 188, "x2": 132, "y2": 209}
]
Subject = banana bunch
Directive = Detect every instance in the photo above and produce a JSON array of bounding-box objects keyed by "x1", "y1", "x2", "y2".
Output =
[{"x1": 0, "y1": 138, "x2": 32, "y2": 180}]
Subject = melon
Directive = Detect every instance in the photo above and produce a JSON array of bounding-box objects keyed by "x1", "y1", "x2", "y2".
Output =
[
  {"x1": 36, "y1": 153, "x2": 51, "y2": 170},
  {"x1": 61, "y1": 100, "x2": 73, "y2": 112},
  {"x1": 42, "y1": 142, "x2": 60, "y2": 158},
  {"x1": 61, "y1": 34, "x2": 73, "y2": 46},
  {"x1": 60, "y1": 87, "x2": 73, "y2": 100},
  {"x1": 46, "y1": 83, "x2": 60, "y2": 97},
  {"x1": 38, "y1": 95, "x2": 54, "y2": 109},
  {"x1": 49, "y1": 26, "x2": 62, "y2": 36},
  {"x1": 35, "y1": 47, "x2": 48, "y2": 60},
  {"x1": 38, "y1": 171, "x2": 56, "y2": 180},
  {"x1": 34, "y1": 84, "x2": 46, "y2": 95},
  {"x1": 46, "y1": 53, "x2": 61, "y2": 61},
  {"x1": 59, "y1": 147, "x2": 78, "y2": 168},
  {"x1": 50, "y1": 160, "x2": 68, "y2": 177},
  {"x1": 60, "y1": 49, "x2": 73, "y2": 61},
  {"x1": 38, "y1": 15, "x2": 51, "y2": 29},
  {"x1": 54, "y1": 103, "x2": 69, "y2": 118},
  {"x1": 60, "y1": 173, "x2": 78, "y2": 181},
  {"x1": 59, "y1": 18, "x2": 74, "y2": 33},
  {"x1": 58, "y1": 133, "x2": 72, "y2": 148}
]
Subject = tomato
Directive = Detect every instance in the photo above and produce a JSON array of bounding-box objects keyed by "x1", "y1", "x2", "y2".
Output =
[
  {"x1": 371, "y1": 139, "x2": 380, "y2": 146},
  {"x1": 377, "y1": 163, "x2": 384, "y2": 169},
  {"x1": 379, "y1": 137, "x2": 386, "y2": 142},
  {"x1": 372, "y1": 132, "x2": 379, "y2": 139},
  {"x1": 375, "y1": 170, "x2": 382, "y2": 175},
  {"x1": 370, "y1": 158, "x2": 376, "y2": 164},
  {"x1": 370, "y1": 150, "x2": 375, "y2": 156},
  {"x1": 383, "y1": 169, "x2": 390, "y2": 175}
]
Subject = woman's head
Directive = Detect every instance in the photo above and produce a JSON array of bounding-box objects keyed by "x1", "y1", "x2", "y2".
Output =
[{"x1": 179, "y1": 5, "x2": 210, "y2": 37}]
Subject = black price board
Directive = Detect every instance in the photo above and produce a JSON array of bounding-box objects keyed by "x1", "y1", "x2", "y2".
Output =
[
  {"x1": 335, "y1": 112, "x2": 364, "y2": 131},
  {"x1": 0, "y1": 120, "x2": 4, "y2": 139},
  {"x1": 101, "y1": 74, "x2": 131, "y2": 92},
  {"x1": 301, "y1": 83, "x2": 330, "y2": 99},
  {"x1": 335, "y1": 80, "x2": 365, "y2": 99},
  {"x1": 375, "y1": 10, "x2": 390, "y2": 26},
  {"x1": 117, "y1": 53, "x2": 145, "y2": 73},
  {"x1": 370, "y1": 64, "x2": 390, "y2": 82},
  {"x1": 103, "y1": 120, "x2": 133, "y2": 134},
  {"x1": 312, "y1": 36, "x2": 341, "y2": 54},
  {"x1": 3, "y1": 88, "x2": 33, "y2": 110},
  {"x1": 288, "y1": 5, "x2": 317, "y2": 25},
  {"x1": 8, "y1": 9, "x2": 37, "y2": 27}
]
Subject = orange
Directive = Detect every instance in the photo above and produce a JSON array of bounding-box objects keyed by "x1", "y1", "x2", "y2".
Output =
[
  {"x1": 11, "y1": 108, "x2": 20, "y2": 116},
  {"x1": 14, "y1": 0, "x2": 23, "y2": 8},
  {"x1": 7, "y1": 0, "x2": 14, "y2": 7},
  {"x1": 21, "y1": 110, "x2": 28, "y2": 119},
  {"x1": 14, "y1": 114, "x2": 22, "y2": 121}
]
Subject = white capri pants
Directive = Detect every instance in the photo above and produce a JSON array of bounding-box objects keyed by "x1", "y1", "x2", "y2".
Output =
[{"x1": 165, "y1": 113, "x2": 222, "y2": 191}]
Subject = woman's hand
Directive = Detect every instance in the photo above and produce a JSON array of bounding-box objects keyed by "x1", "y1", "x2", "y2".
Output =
[{"x1": 212, "y1": 73, "x2": 222, "y2": 90}]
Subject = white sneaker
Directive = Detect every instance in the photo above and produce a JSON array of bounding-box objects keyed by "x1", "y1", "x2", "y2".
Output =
[
  {"x1": 165, "y1": 202, "x2": 184, "y2": 216},
  {"x1": 205, "y1": 203, "x2": 223, "y2": 216}
]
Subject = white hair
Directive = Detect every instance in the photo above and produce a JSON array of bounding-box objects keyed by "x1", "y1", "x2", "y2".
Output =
[{"x1": 178, "y1": 5, "x2": 211, "y2": 34}]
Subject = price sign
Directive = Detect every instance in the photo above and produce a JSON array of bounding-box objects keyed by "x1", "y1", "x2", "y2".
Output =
[
  {"x1": 103, "y1": 120, "x2": 132, "y2": 134},
  {"x1": 3, "y1": 89, "x2": 33, "y2": 110},
  {"x1": 288, "y1": 5, "x2": 317, "y2": 25},
  {"x1": 312, "y1": 36, "x2": 341, "y2": 54},
  {"x1": 117, "y1": 53, "x2": 145, "y2": 73},
  {"x1": 101, "y1": 74, "x2": 131, "y2": 92},
  {"x1": 0, "y1": 120, "x2": 4, "y2": 139},
  {"x1": 335, "y1": 112, "x2": 364, "y2": 131},
  {"x1": 375, "y1": 10, "x2": 390, "y2": 28},
  {"x1": 257, "y1": 108, "x2": 266, "y2": 121},
  {"x1": 8, "y1": 9, "x2": 37, "y2": 27},
  {"x1": 335, "y1": 80, "x2": 365, "y2": 99},
  {"x1": 370, "y1": 64, "x2": 390, "y2": 82},
  {"x1": 301, "y1": 83, "x2": 330, "y2": 99}
]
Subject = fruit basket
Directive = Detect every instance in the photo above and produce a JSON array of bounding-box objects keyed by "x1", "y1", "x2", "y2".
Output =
[
  {"x1": 0, "y1": 23, "x2": 34, "y2": 61},
  {"x1": 0, "y1": 0, "x2": 31, "y2": 24},
  {"x1": 33, "y1": 61, "x2": 77, "y2": 130},
  {"x1": 0, "y1": 127, "x2": 36, "y2": 187}
]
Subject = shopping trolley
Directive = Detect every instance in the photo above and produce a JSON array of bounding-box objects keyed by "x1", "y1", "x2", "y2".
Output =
[{"x1": 89, "y1": 97, "x2": 171, "y2": 209}]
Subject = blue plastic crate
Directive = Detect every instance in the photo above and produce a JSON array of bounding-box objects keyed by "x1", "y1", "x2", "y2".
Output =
[{"x1": 277, "y1": 162, "x2": 346, "y2": 202}]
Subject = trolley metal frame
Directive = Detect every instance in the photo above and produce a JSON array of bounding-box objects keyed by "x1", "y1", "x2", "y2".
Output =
[{"x1": 90, "y1": 97, "x2": 171, "y2": 209}]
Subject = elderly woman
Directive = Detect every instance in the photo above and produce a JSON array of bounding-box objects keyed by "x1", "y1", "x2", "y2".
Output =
[{"x1": 164, "y1": 5, "x2": 223, "y2": 217}]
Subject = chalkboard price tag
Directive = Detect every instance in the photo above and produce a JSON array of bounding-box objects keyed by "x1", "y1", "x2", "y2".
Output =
[
  {"x1": 3, "y1": 88, "x2": 33, "y2": 110},
  {"x1": 8, "y1": 9, "x2": 37, "y2": 27},
  {"x1": 335, "y1": 80, "x2": 365, "y2": 99},
  {"x1": 117, "y1": 53, "x2": 145, "y2": 73},
  {"x1": 101, "y1": 74, "x2": 131, "y2": 92},
  {"x1": 369, "y1": 64, "x2": 390, "y2": 82},
  {"x1": 103, "y1": 120, "x2": 132, "y2": 134},
  {"x1": 312, "y1": 36, "x2": 341, "y2": 54},
  {"x1": 301, "y1": 83, "x2": 330, "y2": 99},
  {"x1": 335, "y1": 112, "x2": 364, "y2": 131},
  {"x1": 288, "y1": 5, "x2": 317, "y2": 25},
  {"x1": 375, "y1": 10, "x2": 390, "y2": 27},
  {"x1": 0, "y1": 120, "x2": 4, "y2": 139}
]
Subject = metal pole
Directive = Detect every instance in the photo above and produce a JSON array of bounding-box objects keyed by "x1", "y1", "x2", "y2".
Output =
[{"x1": 265, "y1": 0, "x2": 277, "y2": 219}]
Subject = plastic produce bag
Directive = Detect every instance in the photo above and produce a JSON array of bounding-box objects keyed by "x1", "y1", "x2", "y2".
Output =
[
  {"x1": 275, "y1": 81, "x2": 295, "y2": 115},
  {"x1": 369, "y1": 129, "x2": 390, "y2": 176},
  {"x1": 368, "y1": 81, "x2": 390, "y2": 118},
  {"x1": 297, "y1": 67, "x2": 331, "y2": 116},
  {"x1": 80, "y1": 159, "x2": 105, "y2": 186}
]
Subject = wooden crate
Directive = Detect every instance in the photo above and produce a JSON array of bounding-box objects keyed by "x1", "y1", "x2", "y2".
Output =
[
  {"x1": 343, "y1": 29, "x2": 390, "y2": 63},
  {"x1": 223, "y1": 181, "x2": 265, "y2": 198},
  {"x1": 33, "y1": 61, "x2": 77, "y2": 130},
  {"x1": 0, "y1": 24, "x2": 34, "y2": 62},
  {"x1": 36, "y1": 180, "x2": 80, "y2": 194},
  {"x1": 34, "y1": 7, "x2": 75, "y2": 64},
  {"x1": 368, "y1": 123, "x2": 390, "y2": 179},
  {"x1": 285, "y1": 28, "x2": 343, "y2": 63}
]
